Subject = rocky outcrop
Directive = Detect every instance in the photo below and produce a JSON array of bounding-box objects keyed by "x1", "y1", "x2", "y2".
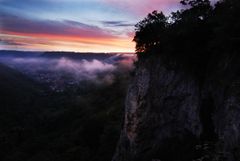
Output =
[{"x1": 112, "y1": 54, "x2": 240, "y2": 161}]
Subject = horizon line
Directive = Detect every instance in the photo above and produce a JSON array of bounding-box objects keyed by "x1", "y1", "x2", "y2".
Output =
[{"x1": 0, "y1": 50, "x2": 135, "y2": 54}]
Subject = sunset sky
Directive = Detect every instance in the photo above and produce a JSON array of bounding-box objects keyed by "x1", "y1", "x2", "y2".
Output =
[{"x1": 0, "y1": 0, "x2": 181, "y2": 52}]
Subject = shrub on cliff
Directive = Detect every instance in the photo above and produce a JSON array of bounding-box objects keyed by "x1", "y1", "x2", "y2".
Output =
[{"x1": 134, "y1": 0, "x2": 240, "y2": 73}]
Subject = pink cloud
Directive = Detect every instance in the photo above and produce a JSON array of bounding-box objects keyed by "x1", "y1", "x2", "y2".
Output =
[
  {"x1": 103, "y1": 0, "x2": 181, "y2": 16},
  {"x1": 0, "y1": 13, "x2": 117, "y2": 40}
]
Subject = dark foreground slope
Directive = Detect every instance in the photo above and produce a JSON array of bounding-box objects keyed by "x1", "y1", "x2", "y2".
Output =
[
  {"x1": 0, "y1": 63, "x2": 127, "y2": 161},
  {"x1": 0, "y1": 63, "x2": 44, "y2": 131},
  {"x1": 0, "y1": 63, "x2": 42, "y2": 104},
  {"x1": 112, "y1": 0, "x2": 240, "y2": 161}
]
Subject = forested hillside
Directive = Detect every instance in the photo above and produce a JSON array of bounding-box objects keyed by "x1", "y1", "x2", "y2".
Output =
[{"x1": 0, "y1": 63, "x2": 128, "y2": 161}]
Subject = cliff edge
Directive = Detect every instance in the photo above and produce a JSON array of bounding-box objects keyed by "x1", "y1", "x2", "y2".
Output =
[
  {"x1": 112, "y1": 54, "x2": 240, "y2": 161},
  {"x1": 112, "y1": 0, "x2": 240, "y2": 160}
]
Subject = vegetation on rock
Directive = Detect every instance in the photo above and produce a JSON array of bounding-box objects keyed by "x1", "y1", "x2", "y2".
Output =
[{"x1": 134, "y1": 0, "x2": 240, "y2": 74}]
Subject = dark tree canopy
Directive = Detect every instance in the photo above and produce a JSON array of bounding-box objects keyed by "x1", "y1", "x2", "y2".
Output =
[
  {"x1": 134, "y1": 11, "x2": 168, "y2": 53},
  {"x1": 134, "y1": 0, "x2": 240, "y2": 71}
]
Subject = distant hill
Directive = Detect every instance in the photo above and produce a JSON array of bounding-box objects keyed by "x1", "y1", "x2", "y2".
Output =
[
  {"x1": 0, "y1": 50, "x2": 42, "y2": 57},
  {"x1": 42, "y1": 51, "x2": 115, "y2": 60},
  {"x1": 0, "y1": 50, "x2": 116, "y2": 60}
]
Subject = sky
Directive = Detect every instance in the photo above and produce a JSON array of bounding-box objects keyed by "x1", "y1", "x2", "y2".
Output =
[{"x1": 0, "y1": 0, "x2": 181, "y2": 52}]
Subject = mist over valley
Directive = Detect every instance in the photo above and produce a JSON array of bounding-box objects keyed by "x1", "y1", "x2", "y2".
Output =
[
  {"x1": 0, "y1": 51, "x2": 135, "y2": 92},
  {"x1": 0, "y1": 50, "x2": 134, "y2": 161}
]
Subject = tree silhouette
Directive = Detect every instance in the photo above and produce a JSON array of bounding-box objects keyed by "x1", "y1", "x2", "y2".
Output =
[
  {"x1": 134, "y1": 11, "x2": 168, "y2": 53},
  {"x1": 134, "y1": 0, "x2": 240, "y2": 76}
]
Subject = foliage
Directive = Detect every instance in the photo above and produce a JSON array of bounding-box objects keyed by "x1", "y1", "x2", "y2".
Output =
[
  {"x1": 134, "y1": 11, "x2": 168, "y2": 53},
  {"x1": 134, "y1": 0, "x2": 240, "y2": 75}
]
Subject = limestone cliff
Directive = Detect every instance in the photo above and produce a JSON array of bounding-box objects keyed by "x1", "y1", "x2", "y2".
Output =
[{"x1": 112, "y1": 54, "x2": 240, "y2": 161}]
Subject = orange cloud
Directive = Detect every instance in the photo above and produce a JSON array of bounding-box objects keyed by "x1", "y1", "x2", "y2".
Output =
[
  {"x1": 1, "y1": 31, "x2": 135, "y2": 52},
  {"x1": 0, "y1": 13, "x2": 135, "y2": 52}
]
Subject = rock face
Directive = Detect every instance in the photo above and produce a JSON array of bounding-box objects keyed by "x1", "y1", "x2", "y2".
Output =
[{"x1": 112, "y1": 55, "x2": 240, "y2": 161}]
